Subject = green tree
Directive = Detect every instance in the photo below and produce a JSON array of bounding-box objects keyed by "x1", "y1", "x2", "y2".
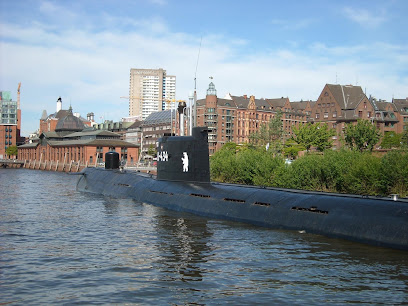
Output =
[
  {"x1": 380, "y1": 131, "x2": 401, "y2": 149},
  {"x1": 402, "y1": 124, "x2": 408, "y2": 149},
  {"x1": 249, "y1": 110, "x2": 284, "y2": 154},
  {"x1": 283, "y1": 139, "x2": 306, "y2": 158},
  {"x1": 344, "y1": 119, "x2": 380, "y2": 152},
  {"x1": 5, "y1": 145, "x2": 18, "y2": 158},
  {"x1": 292, "y1": 122, "x2": 335, "y2": 152},
  {"x1": 147, "y1": 144, "x2": 156, "y2": 156}
]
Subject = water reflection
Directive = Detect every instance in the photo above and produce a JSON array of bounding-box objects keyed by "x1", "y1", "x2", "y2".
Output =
[
  {"x1": 2, "y1": 169, "x2": 408, "y2": 305},
  {"x1": 153, "y1": 211, "x2": 213, "y2": 283}
]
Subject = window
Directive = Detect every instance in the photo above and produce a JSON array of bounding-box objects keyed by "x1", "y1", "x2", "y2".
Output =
[
  {"x1": 324, "y1": 112, "x2": 328, "y2": 119},
  {"x1": 367, "y1": 112, "x2": 371, "y2": 118},
  {"x1": 332, "y1": 112, "x2": 337, "y2": 118},
  {"x1": 316, "y1": 113, "x2": 320, "y2": 119},
  {"x1": 358, "y1": 111, "x2": 363, "y2": 118}
]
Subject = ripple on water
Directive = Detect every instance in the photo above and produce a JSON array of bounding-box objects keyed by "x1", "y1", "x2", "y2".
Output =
[{"x1": 1, "y1": 169, "x2": 408, "y2": 305}]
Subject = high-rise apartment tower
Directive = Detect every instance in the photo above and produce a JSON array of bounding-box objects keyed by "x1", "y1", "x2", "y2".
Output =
[
  {"x1": 0, "y1": 88, "x2": 21, "y2": 158},
  {"x1": 129, "y1": 68, "x2": 176, "y2": 120}
]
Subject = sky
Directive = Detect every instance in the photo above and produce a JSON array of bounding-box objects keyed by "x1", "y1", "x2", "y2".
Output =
[{"x1": 1, "y1": 0, "x2": 407, "y2": 136}]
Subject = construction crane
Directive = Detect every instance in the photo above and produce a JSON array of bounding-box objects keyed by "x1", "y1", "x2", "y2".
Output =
[{"x1": 17, "y1": 82, "x2": 21, "y2": 109}]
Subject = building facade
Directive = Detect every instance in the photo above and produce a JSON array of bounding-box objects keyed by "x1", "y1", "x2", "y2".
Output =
[
  {"x1": 195, "y1": 82, "x2": 408, "y2": 154},
  {"x1": 0, "y1": 90, "x2": 21, "y2": 158},
  {"x1": 139, "y1": 109, "x2": 175, "y2": 155},
  {"x1": 19, "y1": 110, "x2": 139, "y2": 168},
  {"x1": 311, "y1": 84, "x2": 406, "y2": 148},
  {"x1": 196, "y1": 82, "x2": 309, "y2": 154},
  {"x1": 129, "y1": 68, "x2": 176, "y2": 120}
]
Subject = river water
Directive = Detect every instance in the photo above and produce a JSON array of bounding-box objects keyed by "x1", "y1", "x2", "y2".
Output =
[{"x1": 1, "y1": 168, "x2": 407, "y2": 305}]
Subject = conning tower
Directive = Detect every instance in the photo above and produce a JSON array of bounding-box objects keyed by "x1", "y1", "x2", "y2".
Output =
[{"x1": 156, "y1": 127, "x2": 210, "y2": 183}]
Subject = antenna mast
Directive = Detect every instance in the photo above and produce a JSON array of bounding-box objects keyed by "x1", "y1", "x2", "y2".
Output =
[{"x1": 191, "y1": 36, "x2": 202, "y2": 133}]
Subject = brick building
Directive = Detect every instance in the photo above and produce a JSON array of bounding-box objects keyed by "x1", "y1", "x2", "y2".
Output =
[
  {"x1": 195, "y1": 82, "x2": 407, "y2": 153},
  {"x1": 39, "y1": 97, "x2": 92, "y2": 134},
  {"x1": 19, "y1": 108, "x2": 139, "y2": 168},
  {"x1": 391, "y1": 98, "x2": 408, "y2": 133},
  {"x1": 139, "y1": 109, "x2": 175, "y2": 156},
  {"x1": 196, "y1": 82, "x2": 309, "y2": 154},
  {"x1": 311, "y1": 84, "x2": 406, "y2": 148}
]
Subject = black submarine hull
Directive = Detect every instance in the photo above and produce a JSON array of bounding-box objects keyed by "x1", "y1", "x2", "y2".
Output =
[{"x1": 76, "y1": 167, "x2": 408, "y2": 251}]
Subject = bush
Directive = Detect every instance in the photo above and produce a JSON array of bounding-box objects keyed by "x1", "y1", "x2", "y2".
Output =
[{"x1": 210, "y1": 144, "x2": 408, "y2": 197}]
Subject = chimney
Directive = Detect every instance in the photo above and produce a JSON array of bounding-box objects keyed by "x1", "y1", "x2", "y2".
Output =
[
  {"x1": 56, "y1": 97, "x2": 62, "y2": 112},
  {"x1": 243, "y1": 95, "x2": 247, "y2": 99}
]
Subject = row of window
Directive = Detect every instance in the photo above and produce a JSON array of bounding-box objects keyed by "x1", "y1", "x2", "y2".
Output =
[
  {"x1": 316, "y1": 112, "x2": 337, "y2": 119},
  {"x1": 317, "y1": 103, "x2": 335, "y2": 108}
]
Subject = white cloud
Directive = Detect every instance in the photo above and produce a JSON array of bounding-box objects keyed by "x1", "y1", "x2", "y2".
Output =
[
  {"x1": 1, "y1": 4, "x2": 407, "y2": 135},
  {"x1": 342, "y1": 6, "x2": 387, "y2": 28}
]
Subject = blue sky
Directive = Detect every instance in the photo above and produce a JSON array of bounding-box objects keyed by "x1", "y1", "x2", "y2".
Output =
[{"x1": 1, "y1": 0, "x2": 407, "y2": 135}]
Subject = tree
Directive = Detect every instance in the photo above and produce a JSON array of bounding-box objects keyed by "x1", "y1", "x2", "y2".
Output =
[
  {"x1": 5, "y1": 145, "x2": 18, "y2": 158},
  {"x1": 147, "y1": 144, "x2": 156, "y2": 156},
  {"x1": 380, "y1": 131, "x2": 401, "y2": 149},
  {"x1": 402, "y1": 125, "x2": 408, "y2": 149},
  {"x1": 283, "y1": 139, "x2": 306, "y2": 158},
  {"x1": 344, "y1": 119, "x2": 380, "y2": 152},
  {"x1": 249, "y1": 110, "x2": 284, "y2": 154},
  {"x1": 292, "y1": 122, "x2": 335, "y2": 152}
]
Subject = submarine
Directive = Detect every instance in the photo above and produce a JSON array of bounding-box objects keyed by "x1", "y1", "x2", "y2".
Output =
[{"x1": 77, "y1": 127, "x2": 408, "y2": 251}]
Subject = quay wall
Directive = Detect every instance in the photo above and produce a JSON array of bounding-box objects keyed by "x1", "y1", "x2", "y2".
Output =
[
  {"x1": 22, "y1": 159, "x2": 88, "y2": 173},
  {"x1": 18, "y1": 159, "x2": 157, "y2": 174}
]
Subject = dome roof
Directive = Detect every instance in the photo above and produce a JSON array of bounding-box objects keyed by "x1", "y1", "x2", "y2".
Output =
[{"x1": 55, "y1": 111, "x2": 86, "y2": 132}]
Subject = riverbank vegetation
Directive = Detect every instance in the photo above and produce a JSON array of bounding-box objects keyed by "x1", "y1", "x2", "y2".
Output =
[
  {"x1": 210, "y1": 145, "x2": 408, "y2": 197},
  {"x1": 210, "y1": 120, "x2": 408, "y2": 197}
]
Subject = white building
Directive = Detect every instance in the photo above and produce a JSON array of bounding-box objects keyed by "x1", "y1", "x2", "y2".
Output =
[{"x1": 129, "y1": 68, "x2": 176, "y2": 120}]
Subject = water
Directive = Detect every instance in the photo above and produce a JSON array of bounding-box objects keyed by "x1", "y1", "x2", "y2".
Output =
[{"x1": 1, "y1": 169, "x2": 407, "y2": 305}]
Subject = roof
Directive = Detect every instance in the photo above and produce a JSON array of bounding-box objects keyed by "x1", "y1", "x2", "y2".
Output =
[
  {"x1": 375, "y1": 101, "x2": 397, "y2": 112},
  {"x1": 128, "y1": 120, "x2": 142, "y2": 129},
  {"x1": 55, "y1": 112, "x2": 86, "y2": 132},
  {"x1": 47, "y1": 139, "x2": 139, "y2": 147},
  {"x1": 143, "y1": 109, "x2": 176, "y2": 126},
  {"x1": 265, "y1": 98, "x2": 288, "y2": 108},
  {"x1": 216, "y1": 98, "x2": 238, "y2": 108},
  {"x1": 42, "y1": 131, "x2": 61, "y2": 138},
  {"x1": 326, "y1": 84, "x2": 367, "y2": 110},
  {"x1": 18, "y1": 142, "x2": 39, "y2": 148},
  {"x1": 393, "y1": 98, "x2": 408, "y2": 115},
  {"x1": 290, "y1": 101, "x2": 311, "y2": 111},
  {"x1": 64, "y1": 130, "x2": 120, "y2": 138},
  {"x1": 230, "y1": 95, "x2": 250, "y2": 108}
]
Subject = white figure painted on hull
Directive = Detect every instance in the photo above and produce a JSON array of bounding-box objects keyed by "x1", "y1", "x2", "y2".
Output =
[{"x1": 181, "y1": 152, "x2": 189, "y2": 172}]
